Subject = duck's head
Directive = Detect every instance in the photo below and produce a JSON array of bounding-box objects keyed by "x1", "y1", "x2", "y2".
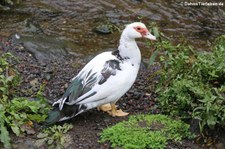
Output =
[{"x1": 124, "y1": 22, "x2": 156, "y2": 40}]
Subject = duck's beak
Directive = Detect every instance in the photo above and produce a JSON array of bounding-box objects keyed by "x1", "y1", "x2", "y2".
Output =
[
  {"x1": 135, "y1": 26, "x2": 157, "y2": 41},
  {"x1": 144, "y1": 31, "x2": 156, "y2": 41}
]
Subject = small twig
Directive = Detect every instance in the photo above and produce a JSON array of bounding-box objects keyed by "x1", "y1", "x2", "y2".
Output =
[
  {"x1": 29, "y1": 64, "x2": 46, "y2": 69},
  {"x1": 5, "y1": 67, "x2": 9, "y2": 77}
]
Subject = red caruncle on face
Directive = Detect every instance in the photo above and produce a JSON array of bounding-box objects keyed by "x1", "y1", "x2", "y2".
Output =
[{"x1": 134, "y1": 26, "x2": 149, "y2": 37}]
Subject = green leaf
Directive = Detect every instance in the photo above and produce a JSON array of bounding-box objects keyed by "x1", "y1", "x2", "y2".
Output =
[
  {"x1": 0, "y1": 124, "x2": 11, "y2": 149},
  {"x1": 0, "y1": 87, "x2": 7, "y2": 94},
  {"x1": 148, "y1": 49, "x2": 159, "y2": 67},
  {"x1": 10, "y1": 124, "x2": 20, "y2": 136},
  {"x1": 27, "y1": 114, "x2": 47, "y2": 122},
  {"x1": 34, "y1": 138, "x2": 47, "y2": 148},
  {"x1": 152, "y1": 27, "x2": 160, "y2": 38},
  {"x1": 6, "y1": 76, "x2": 14, "y2": 82},
  {"x1": 27, "y1": 104, "x2": 39, "y2": 113},
  {"x1": 37, "y1": 133, "x2": 48, "y2": 138},
  {"x1": 47, "y1": 139, "x2": 54, "y2": 145}
]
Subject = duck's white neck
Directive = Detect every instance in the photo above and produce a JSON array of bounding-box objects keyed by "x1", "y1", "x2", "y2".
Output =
[{"x1": 118, "y1": 33, "x2": 141, "y2": 64}]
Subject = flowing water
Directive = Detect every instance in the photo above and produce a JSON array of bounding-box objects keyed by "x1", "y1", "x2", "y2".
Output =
[{"x1": 0, "y1": 0, "x2": 224, "y2": 59}]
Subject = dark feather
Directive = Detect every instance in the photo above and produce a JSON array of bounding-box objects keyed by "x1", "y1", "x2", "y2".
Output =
[
  {"x1": 112, "y1": 50, "x2": 123, "y2": 61},
  {"x1": 45, "y1": 103, "x2": 88, "y2": 125},
  {"x1": 45, "y1": 108, "x2": 61, "y2": 125},
  {"x1": 77, "y1": 91, "x2": 97, "y2": 103},
  {"x1": 62, "y1": 72, "x2": 96, "y2": 104},
  {"x1": 99, "y1": 59, "x2": 121, "y2": 85},
  {"x1": 112, "y1": 50, "x2": 130, "y2": 61},
  {"x1": 62, "y1": 79, "x2": 83, "y2": 103}
]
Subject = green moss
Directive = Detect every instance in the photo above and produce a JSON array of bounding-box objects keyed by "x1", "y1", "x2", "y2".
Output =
[{"x1": 100, "y1": 114, "x2": 194, "y2": 149}]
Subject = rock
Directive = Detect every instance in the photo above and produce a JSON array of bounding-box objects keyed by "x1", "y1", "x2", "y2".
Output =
[
  {"x1": 22, "y1": 18, "x2": 43, "y2": 33},
  {"x1": 215, "y1": 143, "x2": 224, "y2": 149},
  {"x1": 19, "y1": 35, "x2": 69, "y2": 62},
  {"x1": 43, "y1": 73, "x2": 51, "y2": 81},
  {"x1": 0, "y1": 4, "x2": 10, "y2": 10},
  {"x1": 29, "y1": 78, "x2": 40, "y2": 91},
  {"x1": 94, "y1": 24, "x2": 112, "y2": 34}
]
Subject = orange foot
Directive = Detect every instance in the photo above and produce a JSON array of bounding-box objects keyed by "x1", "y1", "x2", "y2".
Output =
[
  {"x1": 107, "y1": 104, "x2": 129, "y2": 117},
  {"x1": 97, "y1": 103, "x2": 112, "y2": 112}
]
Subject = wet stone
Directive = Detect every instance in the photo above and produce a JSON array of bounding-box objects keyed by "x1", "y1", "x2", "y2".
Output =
[{"x1": 94, "y1": 24, "x2": 112, "y2": 34}]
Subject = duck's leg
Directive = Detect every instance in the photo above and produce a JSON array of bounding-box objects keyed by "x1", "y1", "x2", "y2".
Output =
[
  {"x1": 97, "y1": 103, "x2": 112, "y2": 112},
  {"x1": 107, "y1": 103, "x2": 129, "y2": 117}
]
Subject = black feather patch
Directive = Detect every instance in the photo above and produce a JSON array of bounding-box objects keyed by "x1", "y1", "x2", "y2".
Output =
[
  {"x1": 59, "y1": 104, "x2": 87, "y2": 121},
  {"x1": 62, "y1": 79, "x2": 83, "y2": 103},
  {"x1": 78, "y1": 91, "x2": 97, "y2": 103},
  {"x1": 45, "y1": 104, "x2": 79, "y2": 125},
  {"x1": 84, "y1": 72, "x2": 98, "y2": 88},
  {"x1": 112, "y1": 50, "x2": 123, "y2": 60},
  {"x1": 78, "y1": 104, "x2": 88, "y2": 111},
  {"x1": 99, "y1": 59, "x2": 121, "y2": 85},
  {"x1": 112, "y1": 50, "x2": 130, "y2": 61}
]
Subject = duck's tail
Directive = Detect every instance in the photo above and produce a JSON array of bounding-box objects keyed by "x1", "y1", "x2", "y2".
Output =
[
  {"x1": 45, "y1": 108, "x2": 62, "y2": 125},
  {"x1": 44, "y1": 104, "x2": 87, "y2": 125}
]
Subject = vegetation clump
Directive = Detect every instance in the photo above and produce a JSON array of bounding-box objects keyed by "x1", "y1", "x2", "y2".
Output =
[
  {"x1": 150, "y1": 35, "x2": 225, "y2": 131},
  {"x1": 35, "y1": 123, "x2": 73, "y2": 149},
  {"x1": 0, "y1": 52, "x2": 50, "y2": 148},
  {"x1": 100, "y1": 114, "x2": 194, "y2": 149},
  {"x1": 0, "y1": 0, "x2": 21, "y2": 6}
]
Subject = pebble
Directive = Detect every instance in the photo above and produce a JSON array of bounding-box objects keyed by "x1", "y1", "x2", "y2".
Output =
[{"x1": 94, "y1": 24, "x2": 112, "y2": 34}]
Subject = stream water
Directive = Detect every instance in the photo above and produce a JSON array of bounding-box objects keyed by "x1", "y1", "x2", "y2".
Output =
[{"x1": 0, "y1": 0, "x2": 224, "y2": 60}]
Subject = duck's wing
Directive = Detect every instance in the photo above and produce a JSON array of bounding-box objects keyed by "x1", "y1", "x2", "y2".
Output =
[{"x1": 53, "y1": 51, "x2": 122, "y2": 110}]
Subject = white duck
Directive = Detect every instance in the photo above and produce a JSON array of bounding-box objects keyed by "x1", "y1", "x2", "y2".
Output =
[{"x1": 46, "y1": 22, "x2": 156, "y2": 124}]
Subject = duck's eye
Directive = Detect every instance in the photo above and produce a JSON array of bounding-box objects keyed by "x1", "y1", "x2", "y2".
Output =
[{"x1": 137, "y1": 27, "x2": 141, "y2": 30}]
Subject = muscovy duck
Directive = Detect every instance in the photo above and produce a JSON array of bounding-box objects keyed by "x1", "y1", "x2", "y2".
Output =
[{"x1": 46, "y1": 22, "x2": 156, "y2": 124}]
